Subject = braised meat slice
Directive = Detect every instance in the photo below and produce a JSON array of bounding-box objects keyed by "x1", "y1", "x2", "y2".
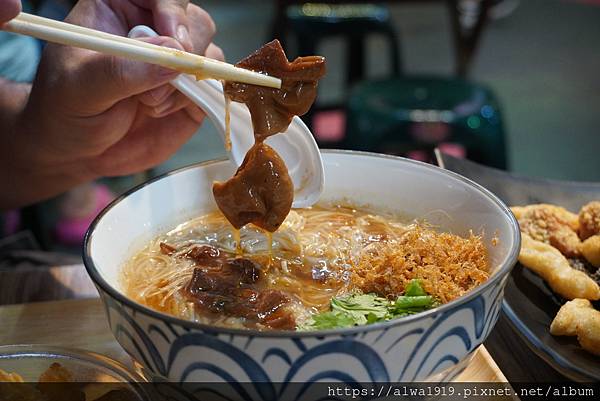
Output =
[
  {"x1": 212, "y1": 142, "x2": 293, "y2": 232},
  {"x1": 224, "y1": 39, "x2": 326, "y2": 141}
]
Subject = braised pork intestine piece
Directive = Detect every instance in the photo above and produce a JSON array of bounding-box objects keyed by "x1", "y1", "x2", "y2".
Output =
[
  {"x1": 213, "y1": 142, "x2": 293, "y2": 232},
  {"x1": 215, "y1": 40, "x2": 325, "y2": 232},
  {"x1": 224, "y1": 39, "x2": 326, "y2": 142},
  {"x1": 550, "y1": 298, "x2": 600, "y2": 356},
  {"x1": 512, "y1": 204, "x2": 581, "y2": 258},
  {"x1": 519, "y1": 234, "x2": 600, "y2": 300}
]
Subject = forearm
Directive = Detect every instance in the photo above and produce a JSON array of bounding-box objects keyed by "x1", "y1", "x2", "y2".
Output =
[{"x1": 0, "y1": 78, "x2": 90, "y2": 210}]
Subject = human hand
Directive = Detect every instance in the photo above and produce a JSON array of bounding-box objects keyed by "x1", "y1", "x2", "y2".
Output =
[
  {"x1": 0, "y1": 0, "x2": 20, "y2": 25},
  {"x1": 6, "y1": 0, "x2": 223, "y2": 207}
]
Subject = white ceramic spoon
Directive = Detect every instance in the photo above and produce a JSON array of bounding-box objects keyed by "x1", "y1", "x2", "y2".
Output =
[{"x1": 128, "y1": 25, "x2": 324, "y2": 208}]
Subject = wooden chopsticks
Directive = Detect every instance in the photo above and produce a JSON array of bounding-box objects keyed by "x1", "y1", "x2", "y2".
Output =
[{"x1": 3, "y1": 13, "x2": 282, "y2": 89}]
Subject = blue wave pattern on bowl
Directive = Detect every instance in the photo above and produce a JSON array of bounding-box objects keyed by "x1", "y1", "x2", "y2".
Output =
[{"x1": 99, "y1": 276, "x2": 503, "y2": 398}]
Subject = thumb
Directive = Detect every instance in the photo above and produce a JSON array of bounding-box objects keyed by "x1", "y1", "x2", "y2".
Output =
[{"x1": 74, "y1": 36, "x2": 182, "y2": 112}]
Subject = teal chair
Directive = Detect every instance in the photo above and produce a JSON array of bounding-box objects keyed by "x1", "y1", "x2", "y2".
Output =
[{"x1": 344, "y1": 76, "x2": 507, "y2": 169}]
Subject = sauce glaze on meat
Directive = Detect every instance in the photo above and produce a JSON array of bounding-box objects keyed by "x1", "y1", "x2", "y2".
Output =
[{"x1": 213, "y1": 40, "x2": 326, "y2": 232}]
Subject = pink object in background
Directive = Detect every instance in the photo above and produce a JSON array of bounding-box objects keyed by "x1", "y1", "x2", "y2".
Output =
[
  {"x1": 438, "y1": 142, "x2": 467, "y2": 159},
  {"x1": 54, "y1": 184, "x2": 114, "y2": 246},
  {"x1": 410, "y1": 122, "x2": 450, "y2": 143},
  {"x1": 406, "y1": 150, "x2": 430, "y2": 162},
  {"x1": 313, "y1": 110, "x2": 346, "y2": 142}
]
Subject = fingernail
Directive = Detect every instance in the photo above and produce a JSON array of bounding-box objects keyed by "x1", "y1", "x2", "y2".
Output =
[{"x1": 176, "y1": 25, "x2": 191, "y2": 49}]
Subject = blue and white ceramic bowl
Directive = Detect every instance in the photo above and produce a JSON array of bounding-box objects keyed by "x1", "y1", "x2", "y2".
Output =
[{"x1": 84, "y1": 151, "x2": 519, "y2": 396}]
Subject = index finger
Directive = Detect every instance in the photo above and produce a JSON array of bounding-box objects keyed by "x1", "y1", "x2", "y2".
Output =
[
  {"x1": 151, "y1": 0, "x2": 192, "y2": 51},
  {"x1": 0, "y1": 0, "x2": 21, "y2": 25}
]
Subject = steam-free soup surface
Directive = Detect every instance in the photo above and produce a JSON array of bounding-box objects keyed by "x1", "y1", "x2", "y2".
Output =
[{"x1": 121, "y1": 205, "x2": 489, "y2": 331}]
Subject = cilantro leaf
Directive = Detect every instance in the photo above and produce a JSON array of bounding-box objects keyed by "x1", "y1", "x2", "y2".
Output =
[
  {"x1": 404, "y1": 279, "x2": 427, "y2": 296},
  {"x1": 298, "y1": 281, "x2": 439, "y2": 331},
  {"x1": 393, "y1": 295, "x2": 435, "y2": 314},
  {"x1": 331, "y1": 293, "x2": 390, "y2": 325},
  {"x1": 299, "y1": 311, "x2": 355, "y2": 330}
]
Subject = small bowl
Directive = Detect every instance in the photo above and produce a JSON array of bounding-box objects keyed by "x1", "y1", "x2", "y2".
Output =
[
  {"x1": 84, "y1": 151, "x2": 520, "y2": 393},
  {"x1": 0, "y1": 345, "x2": 147, "y2": 398}
]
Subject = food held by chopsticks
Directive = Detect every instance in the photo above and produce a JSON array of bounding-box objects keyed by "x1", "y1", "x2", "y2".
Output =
[
  {"x1": 550, "y1": 299, "x2": 600, "y2": 356},
  {"x1": 213, "y1": 39, "x2": 326, "y2": 232},
  {"x1": 512, "y1": 201, "x2": 600, "y2": 356},
  {"x1": 223, "y1": 39, "x2": 326, "y2": 141}
]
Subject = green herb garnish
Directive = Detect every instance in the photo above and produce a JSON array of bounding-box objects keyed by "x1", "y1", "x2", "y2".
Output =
[
  {"x1": 404, "y1": 279, "x2": 428, "y2": 296},
  {"x1": 331, "y1": 293, "x2": 390, "y2": 325},
  {"x1": 299, "y1": 279, "x2": 438, "y2": 331},
  {"x1": 304, "y1": 311, "x2": 356, "y2": 330}
]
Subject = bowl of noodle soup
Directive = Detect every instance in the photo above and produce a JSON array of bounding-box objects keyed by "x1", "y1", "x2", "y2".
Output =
[{"x1": 84, "y1": 150, "x2": 519, "y2": 395}]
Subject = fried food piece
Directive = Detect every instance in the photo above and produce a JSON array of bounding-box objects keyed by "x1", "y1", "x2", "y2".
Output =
[
  {"x1": 519, "y1": 234, "x2": 600, "y2": 300},
  {"x1": 0, "y1": 369, "x2": 43, "y2": 401},
  {"x1": 37, "y1": 363, "x2": 85, "y2": 401},
  {"x1": 512, "y1": 204, "x2": 581, "y2": 258},
  {"x1": 0, "y1": 369, "x2": 24, "y2": 382},
  {"x1": 550, "y1": 298, "x2": 600, "y2": 356},
  {"x1": 579, "y1": 201, "x2": 600, "y2": 240},
  {"x1": 580, "y1": 235, "x2": 600, "y2": 268},
  {"x1": 38, "y1": 362, "x2": 73, "y2": 382}
]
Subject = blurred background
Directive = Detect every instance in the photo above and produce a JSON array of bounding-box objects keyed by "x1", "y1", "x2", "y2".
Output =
[{"x1": 2, "y1": 0, "x2": 600, "y2": 256}]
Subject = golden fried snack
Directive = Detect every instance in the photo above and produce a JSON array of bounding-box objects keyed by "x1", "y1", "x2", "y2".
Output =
[
  {"x1": 580, "y1": 235, "x2": 600, "y2": 268},
  {"x1": 579, "y1": 201, "x2": 600, "y2": 240},
  {"x1": 550, "y1": 298, "x2": 600, "y2": 356},
  {"x1": 0, "y1": 369, "x2": 43, "y2": 401},
  {"x1": 37, "y1": 363, "x2": 85, "y2": 401},
  {"x1": 512, "y1": 204, "x2": 581, "y2": 258},
  {"x1": 519, "y1": 234, "x2": 600, "y2": 300},
  {"x1": 38, "y1": 362, "x2": 73, "y2": 382},
  {"x1": 0, "y1": 369, "x2": 24, "y2": 382}
]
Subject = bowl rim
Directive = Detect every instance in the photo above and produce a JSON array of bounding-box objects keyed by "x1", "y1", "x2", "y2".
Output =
[
  {"x1": 83, "y1": 149, "x2": 521, "y2": 338},
  {"x1": 0, "y1": 344, "x2": 147, "y2": 383}
]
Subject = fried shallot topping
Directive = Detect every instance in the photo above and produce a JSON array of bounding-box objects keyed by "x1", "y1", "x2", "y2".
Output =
[{"x1": 351, "y1": 226, "x2": 489, "y2": 303}]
